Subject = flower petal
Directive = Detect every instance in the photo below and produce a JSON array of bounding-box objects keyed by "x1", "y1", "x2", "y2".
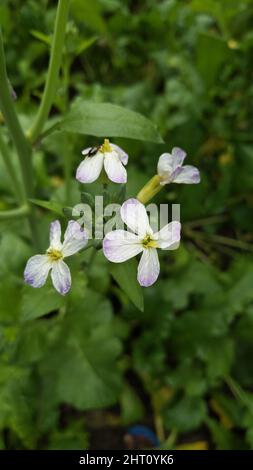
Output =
[
  {"x1": 103, "y1": 230, "x2": 143, "y2": 262},
  {"x1": 173, "y1": 165, "x2": 200, "y2": 184},
  {"x1": 51, "y1": 260, "x2": 71, "y2": 295},
  {"x1": 120, "y1": 198, "x2": 152, "y2": 238},
  {"x1": 137, "y1": 248, "x2": 160, "y2": 287},
  {"x1": 24, "y1": 254, "x2": 52, "y2": 288},
  {"x1": 155, "y1": 221, "x2": 181, "y2": 250},
  {"x1": 62, "y1": 220, "x2": 88, "y2": 257},
  {"x1": 157, "y1": 148, "x2": 187, "y2": 184},
  {"x1": 171, "y1": 147, "x2": 187, "y2": 167},
  {"x1": 104, "y1": 151, "x2": 127, "y2": 183},
  {"x1": 157, "y1": 152, "x2": 174, "y2": 183},
  {"x1": 50, "y1": 220, "x2": 62, "y2": 250},
  {"x1": 76, "y1": 151, "x2": 104, "y2": 183},
  {"x1": 110, "y1": 144, "x2": 128, "y2": 165}
]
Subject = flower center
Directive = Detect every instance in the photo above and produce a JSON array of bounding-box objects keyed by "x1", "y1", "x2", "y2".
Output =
[
  {"x1": 47, "y1": 248, "x2": 63, "y2": 261},
  {"x1": 142, "y1": 235, "x2": 158, "y2": 249},
  {"x1": 100, "y1": 138, "x2": 112, "y2": 153}
]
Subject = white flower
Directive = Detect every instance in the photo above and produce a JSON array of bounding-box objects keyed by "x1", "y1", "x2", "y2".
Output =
[
  {"x1": 103, "y1": 198, "x2": 181, "y2": 287},
  {"x1": 76, "y1": 138, "x2": 128, "y2": 184},
  {"x1": 157, "y1": 147, "x2": 200, "y2": 185},
  {"x1": 24, "y1": 220, "x2": 88, "y2": 295}
]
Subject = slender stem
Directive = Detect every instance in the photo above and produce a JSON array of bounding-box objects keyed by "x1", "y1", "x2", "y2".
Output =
[
  {"x1": 0, "y1": 205, "x2": 29, "y2": 220},
  {"x1": 0, "y1": 28, "x2": 40, "y2": 249},
  {"x1": 0, "y1": 131, "x2": 25, "y2": 202},
  {"x1": 0, "y1": 29, "x2": 33, "y2": 196},
  {"x1": 28, "y1": 0, "x2": 70, "y2": 143}
]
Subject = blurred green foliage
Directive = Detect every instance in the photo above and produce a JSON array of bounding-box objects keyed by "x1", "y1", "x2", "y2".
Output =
[{"x1": 1, "y1": 0, "x2": 253, "y2": 450}]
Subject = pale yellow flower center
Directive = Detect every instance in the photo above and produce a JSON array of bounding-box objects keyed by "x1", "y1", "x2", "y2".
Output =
[
  {"x1": 100, "y1": 138, "x2": 112, "y2": 153},
  {"x1": 142, "y1": 235, "x2": 158, "y2": 249},
  {"x1": 47, "y1": 248, "x2": 63, "y2": 262}
]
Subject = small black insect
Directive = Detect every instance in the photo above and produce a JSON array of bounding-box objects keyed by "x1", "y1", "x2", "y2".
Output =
[{"x1": 83, "y1": 146, "x2": 100, "y2": 158}]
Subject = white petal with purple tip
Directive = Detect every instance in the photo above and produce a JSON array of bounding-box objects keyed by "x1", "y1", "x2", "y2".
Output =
[
  {"x1": 120, "y1": 198, "x2": 152, "y2": 238},
  {"x1": 171, "y1": 147, "x2": 187, "y2": 167},
  {"x1": 76, "y1": 152, "x2": 104, "y2": 183},
  {"x1": 50, "y1": 220, "x2": 62, "y2": 250},
  {"x1": 51, "y1": 260, "x2": 71, "y2": 295},
  {"x1": 103, "y1": 230, "x2": 142, "y2": 263},
  {"x1": 104, "y1": 151, "x2": 127, "y2": 183},
  {"x1": 173, "y1": 165, "x2": 200, "y2": 184},
  {"x1": 62, "y1": 220, "x2": 88, "y2": 257},
  {"x1": 155, "y1": 221, "x2": 181, "y2": 250},
  {"x1": 110, "y1": 144, "x2": 128, "y2": 165},
  {"x1": 24, "y1": 254, "x2": 52, "y2": 288},
  {"x1": 137, "y1": 248, "x2": 160, "y2": 287}
]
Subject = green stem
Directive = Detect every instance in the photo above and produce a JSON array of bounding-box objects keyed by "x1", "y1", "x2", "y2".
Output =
[
  {"x1": 0, "y1": 205, "x2": 29, "y2": 220},
  {"x1": 0, "y1": 28, "x2": 40, "y2": 249},
  {"x1": 0, "y1": 130, "x2": 25, "y2": 202},
  {"x1": 28, "y1": 0, "x2": 70, "y2": 143}
]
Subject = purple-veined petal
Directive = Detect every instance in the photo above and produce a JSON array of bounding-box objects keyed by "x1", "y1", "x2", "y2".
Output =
[
  {"x1": 103, "y1": 229, "x2": 143, "y2": 263},
  {"x1": 51, "y1": 260, "x2": 71, "y2": 295},
  {"x1": 157, "y1": 148, "x2": 187, "y2": 185},
  {"x1": 137, "y1": 248, "x2": 160, "y2": 287},
  {"x1": 62, "y1": 220, "x2": 88, "y2": 257},
  {"x1": 76, "y1": 152, "x2": 104, "y2": 183},
  {"x1": 50, "y1": 220, "x2": 62, "y2": 250},
  {"x1": 171, "y1": 147, "x2": 187, "y2": 167},
  {"x1": 173, "y1": 165, "x2": 200, "y2": 184},
  {"x1": 155, "y1": 221, "x2": 181, "y2": 250},
  {"x1": 120, "y1": 198, "x2": 152, "y2": 238},
  {"x1": 24, "y1": 254, "x2": 52, "y2": 288},
  {"x1": 110, "y1": 144, "x2": 128, "y2": 165},
  {"x1": 104, "y1": 151, "x2": 127, "y2": 183}
]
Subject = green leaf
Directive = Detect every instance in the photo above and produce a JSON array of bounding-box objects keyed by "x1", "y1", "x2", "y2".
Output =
[
  {"x1": 41, "y1": 290, "x2": 123, "y2": 410},
  {"x1": 110, "y1": 258, "x2": 144, "y2": 312},
  {"x1": 57, "y1": 101, "x2": 163, "y2": 143},
  {"x1": 120, "y1": 384, "x2": 145, "y2": 425},
  {"x1": 47, "y1": 419, "x2": 89, "y2": 450},
  {"x1": 21, "y1": 284, "x2": 65, "y2": 321},
  {"x1": 0, "y1": 365, "x2": 35, "y2": 447},
  {"x1": 29, "y1": 198, "x2": 64, "y2": 216},
  {"x1": 164, "y1": 396, "x2": 207, "y2": 432},
  {"x1": 30, "y1": 30, "x2": 51, "y2": 46}
]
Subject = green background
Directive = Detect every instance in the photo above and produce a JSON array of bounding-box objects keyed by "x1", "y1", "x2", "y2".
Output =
[{"x1": 1, "y1": 0, "x2": 253, "y2": 450}]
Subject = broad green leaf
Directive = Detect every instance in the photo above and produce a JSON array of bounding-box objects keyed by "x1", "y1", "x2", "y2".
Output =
[
  {"x1": 29, "y1": 198, "x2": 64, "y2": 216},
  {"x1": 41, "y1": 290, "x2": 123, "y2": 409},
  {"x1": 21, "y1": 284, "x2": 64, "y2": 321},
  {"x1": 110, "y1": 258, "x2": 144, "y2": 312},
  {"x1": 57, "y1": 101, "x2": 163, "y2": 143}
]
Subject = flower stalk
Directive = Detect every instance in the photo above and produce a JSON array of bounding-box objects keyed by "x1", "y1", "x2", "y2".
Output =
[{"x1": 137, "y1": 175, "x2": 162, "y2": 204}]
